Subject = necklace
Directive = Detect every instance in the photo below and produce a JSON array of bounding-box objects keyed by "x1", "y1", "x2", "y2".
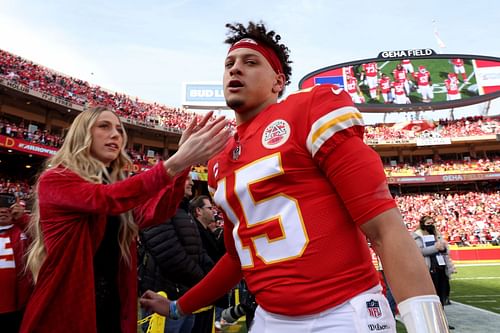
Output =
[{"x1": 232, "y1": 134, "x2": 241, "y2": 160}]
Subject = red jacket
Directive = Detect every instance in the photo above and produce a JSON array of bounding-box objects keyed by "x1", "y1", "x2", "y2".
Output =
[{"x1": 20, "y1": 163, "x2": 187, "y2": 333}]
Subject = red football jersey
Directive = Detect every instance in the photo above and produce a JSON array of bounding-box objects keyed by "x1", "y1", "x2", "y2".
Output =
[
  {"x1": 0, "y1": 232, "x2": 17, "y2": 313},
  {"x1": 345, "y1": 77, "x2": 359, "y2": 93},
  {"x1": 362, "y1": 62, "x2": 378, "y2": 77},
  {"x1": 207, "y1": 85, "x2": 395, "y2": 315},
  {"x1": 445, "y1": 78, "x2": 459, "y2": 94},
  {"x1": 378, "y1": 77, "x2": 392, "y2": 93},
  {"x1": 413, "y1": 71, "x2": 431, "y2": 87}
]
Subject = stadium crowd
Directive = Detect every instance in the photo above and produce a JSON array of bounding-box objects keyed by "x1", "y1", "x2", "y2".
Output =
[
  {"x1": 1, "y1": 48, "x2": 497, "y2": 138},
  {"x1": 397, "y1": 192, "x2": 499, "y2": 246},
  {"x1": 3, "y1": 176, "x2": 497, "y2": 248},
  {"x1": 385, "y1": 157, "x2": 500, "y2": 176},
  {"x1": 1, "y1": 47, "x2": 499, "y2": 251},
  {"x1": 0, "y1": 117, "x2": 63, "y2": 147},
  {"x1": 0, "y1": 49, "x2": 195, "y2": 132},
  {"x1": 365, "y1": 116, "x2": 499, "y2": 140}
]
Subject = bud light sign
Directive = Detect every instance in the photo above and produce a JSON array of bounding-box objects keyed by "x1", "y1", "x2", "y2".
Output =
[{"x1": 183, "y1": 83, "x2": 226, "y2": 107}]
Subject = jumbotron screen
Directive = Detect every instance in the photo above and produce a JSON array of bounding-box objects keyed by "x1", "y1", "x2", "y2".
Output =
[{"x1": 299, "y1": 49, "x2": 500, "y2": 112}]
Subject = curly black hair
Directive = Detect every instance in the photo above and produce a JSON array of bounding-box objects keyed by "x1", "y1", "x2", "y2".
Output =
[{"x1": 224, "y1": 21, "x2": 292, "y2": 96}]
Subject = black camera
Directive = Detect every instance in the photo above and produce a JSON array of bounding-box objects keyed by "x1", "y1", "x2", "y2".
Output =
[
  {"x1": 221, "y1": 303, "x2": 250, "y2": 324},
  {"x1": 0, "y1": 193, "x2": 16, "y2": 208}
]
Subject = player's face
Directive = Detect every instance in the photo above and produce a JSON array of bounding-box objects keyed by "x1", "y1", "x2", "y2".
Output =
[
  {"x1": 90, "y1": 111, "x2": 124, "y2": 166},
  {"x1": 224, "y1": 48, "x2": 283, "y2": 119}
]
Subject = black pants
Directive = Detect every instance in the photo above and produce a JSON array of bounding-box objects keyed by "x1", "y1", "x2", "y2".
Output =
[
  {"x1": 191, "y1": 308, "x2": 214, "y2": 333},
  {"x1": 430, "y1": 265, "x2": 449, "y2": 306},
  {"x1": 0, "y1": 311, "x2": 23, "y2": 333}
]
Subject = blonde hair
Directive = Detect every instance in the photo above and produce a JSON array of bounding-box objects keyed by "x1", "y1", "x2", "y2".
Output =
[{"x1": 26, "y1": 106, "x2": 137, "y2": 282}]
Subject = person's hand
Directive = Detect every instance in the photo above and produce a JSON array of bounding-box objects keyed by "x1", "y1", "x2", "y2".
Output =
[
  {"x1": 139, "y1": 290, "x2": 171, "y2": 317},
  {"x1": 164, "y1": 111, "x2": 231, "y2": 176},
  {"x1": 435, "y1": 240, "x2": 446, "y2": 252},
  {"x1": 10, "y1": 202, "x2": 25, "y2": 220}
]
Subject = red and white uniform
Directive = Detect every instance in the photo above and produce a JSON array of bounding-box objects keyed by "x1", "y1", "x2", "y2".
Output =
[
  {"x1": 451, "y1": 58, "x2": 466, "y2": 74},
  {"x1": 177, "y1": 85, "x2": 397, "y2": 317},
  {"x1": 401, "y1": 59, "x2": 414, "y2": 74},
  {"x1": 0, "y1": 227, "x2": 17, "y2": 313},
  {"x1": 0, "y1": 224, "x2": 31, "y2": 314},
  {"x1": 378, "y1": 76, "x2": 392, "y2": 103},
  {"x1": 345, "y1": 76, "x2": 363, "y2": 103},
  {"x1": 451, "y1": 58, "x2": 467, "y2": 81},
  {"x1": 413, "y1": 69, "x2": 434, "y2": 102},
  {"x1": 392, "y1": 67, "x2": 410, "y2": 95},
  {"x1": 445, "y1": 77, "x2": 461, "y2": 101},
  {"x1": 391, "y1": 81, "x2": 409, "y2": 104},
  {"x1": 362, "y1": 62, "x2": 379, "y2": 98}
]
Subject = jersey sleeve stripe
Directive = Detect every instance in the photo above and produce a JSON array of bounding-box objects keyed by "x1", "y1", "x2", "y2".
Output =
[
  {"x1": 306, "y1": 106, "x2": 364, "y2": 157},
  {"x1": 208, "y1": 185, "x2": 216, "y2": 197}
]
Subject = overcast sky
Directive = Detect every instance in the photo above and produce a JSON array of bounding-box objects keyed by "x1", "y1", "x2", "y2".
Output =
[{"x1": 1, "y1": 0, "x2": 499, "y2": 124}]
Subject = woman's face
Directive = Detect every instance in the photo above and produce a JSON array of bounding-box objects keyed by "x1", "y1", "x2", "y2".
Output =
[{"x1": 90, "y1": 111, "x2": 124, "y2": 166}]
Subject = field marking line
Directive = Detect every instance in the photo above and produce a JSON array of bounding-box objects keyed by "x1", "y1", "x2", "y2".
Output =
[{"x1": 450, "y1": 300, "x2": 500, "y2": 318}]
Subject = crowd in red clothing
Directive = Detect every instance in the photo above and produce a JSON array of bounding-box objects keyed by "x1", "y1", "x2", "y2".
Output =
[
  {"x1": 1, "y1": 48, "x2": 497, "y2": 138},
  {"x1": 1, "y1": 48, "x2": 499, "y2": 248},
  {"x1": 0, "y1": 178, "x2": 31, "y2": 201},
  {"x1": 0, "y1": 49, "x2": 196, "y2": 132},
  {"x1": 396, "y1": 191, "x2": 500, "y2": 246},
  {"x1": 365, "y1": 116, "x2": 499, "y2": 140},
  {"x1": 385, "y1": 158, "x2": 500, "y2": 176},
  {"x1": 3, "y1": 175, "x2": 498, "y2": 247},
  {"x1": 0, "y1": 118, "x2": 63, "y2": 147}
]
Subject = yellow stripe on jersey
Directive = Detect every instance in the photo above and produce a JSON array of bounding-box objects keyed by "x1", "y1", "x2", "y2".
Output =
[
  {"x1": 208, "y1": 185, "x2": 216, "y2": 198},
  {"x1": 306, "y1": 106, "x2": 364, "y2": 157}
]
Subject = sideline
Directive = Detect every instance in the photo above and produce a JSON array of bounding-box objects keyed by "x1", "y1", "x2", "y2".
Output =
[{"x1": 445, "y1": 300, "x2": 500, "y2": 332}]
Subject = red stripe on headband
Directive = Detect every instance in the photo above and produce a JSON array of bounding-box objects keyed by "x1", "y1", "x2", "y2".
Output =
[{"x1": 228, "y1": 38, "x2": 283, "y2": 74}]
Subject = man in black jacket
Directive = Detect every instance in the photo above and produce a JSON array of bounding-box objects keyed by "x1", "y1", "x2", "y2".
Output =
[
  {"x1": 189, "y1": 195, "x2": 225, "y2": 263},
  {"x1": 138, "y1": 176, "x2": 214, "y2": 333}
]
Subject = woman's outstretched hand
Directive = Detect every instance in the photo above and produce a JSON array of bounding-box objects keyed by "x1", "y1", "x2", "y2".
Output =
[{"x1": 164, "y1": 111, "x2": 231, "y2": 176}]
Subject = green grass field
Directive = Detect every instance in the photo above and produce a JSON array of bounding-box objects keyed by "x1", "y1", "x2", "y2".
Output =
[
  {"x1": 354, "y1": 58, "x2": 477, "y2": 104},
  {"x1": 395, "y1": 263, "x2": 500, "y2": 333},
  {"x1": 449, "y1": 264, "x2": 500, "y2": 314}
]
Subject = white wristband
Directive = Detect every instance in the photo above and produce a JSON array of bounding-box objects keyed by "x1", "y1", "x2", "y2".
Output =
[{"x1": 398, "y1": 295, "x2": 449, "y2": 333}]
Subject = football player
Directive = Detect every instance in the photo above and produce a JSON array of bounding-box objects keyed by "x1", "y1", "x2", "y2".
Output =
[{"x1": 141, "y1": 21, "x2": 450, "y2": 333}]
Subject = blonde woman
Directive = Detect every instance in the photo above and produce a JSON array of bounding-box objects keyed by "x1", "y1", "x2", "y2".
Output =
[{"x1": 20, "y1": 107, "x2": 229, "y2": 333}]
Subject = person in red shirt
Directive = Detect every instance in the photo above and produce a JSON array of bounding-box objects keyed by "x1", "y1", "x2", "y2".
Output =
[
  {"x1": 413, "y1": 66, "x2": 434, "y2": 103},
  {"x1": 451, "y1": 58, "x2": 467, "y2": 82},
  {"x1": 141, "y1": 21, "x2": 450, "y2": 333},
  {"x1": 401, "y1": 59, "x2": 414, "y2": 74},
  {"x1": 0, "y1": 193, "x2": 31, "y2": 333},
  {"x1": 378, "y1": 73, "x2": 393, "y2": 103},
  {"x1": 391, "y1": 80, "x2": 410, "y2": 104},
  {"x1": 445, "y1": 73, "x2": 461, "y2": 101},
  {"x1": 392, "y1": 64, "x2": 411, "y2": 96},
  {"x1": 361, "y1": 62, "x2": 379, "y2": 99},
  {"x1": 20, "y1": 107, "x2": 230, "y2": 333}
]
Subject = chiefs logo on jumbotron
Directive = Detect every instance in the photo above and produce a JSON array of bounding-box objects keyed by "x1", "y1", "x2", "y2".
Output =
[
  {"x1": 366, "y1": 299, "x2": 382, "y2": 318},
  {"x1": 262, "y1": 119, "x2": 290, "y2": 149}
]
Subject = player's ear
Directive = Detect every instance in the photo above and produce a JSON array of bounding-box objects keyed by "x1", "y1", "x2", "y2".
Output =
[{"x1": 272, "y1": 73, "x2": 285, "y2": 94}]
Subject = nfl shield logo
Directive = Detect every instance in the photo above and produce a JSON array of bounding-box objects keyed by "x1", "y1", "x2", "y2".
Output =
[{"x1": 366, "y1": 299, "x2": 382, "y2": 318}]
